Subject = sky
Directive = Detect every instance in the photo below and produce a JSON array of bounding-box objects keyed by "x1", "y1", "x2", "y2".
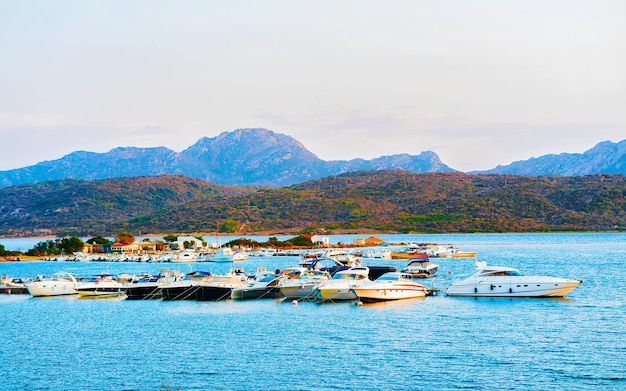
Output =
[{"x1": 1, "y1": 1, "x2": 625, "y2": 172}]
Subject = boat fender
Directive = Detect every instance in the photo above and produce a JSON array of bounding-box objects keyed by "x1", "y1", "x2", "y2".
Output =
[
  {"x1": 474, "y1": 287, "x2": 477, "y2": 293},
  {"x1": 509, "y1": 288, "x2": 512, "y2": 293}
]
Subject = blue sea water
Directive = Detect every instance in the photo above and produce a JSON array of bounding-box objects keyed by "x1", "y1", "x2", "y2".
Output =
[{"x1": 1, "y1": 233, "x2": 625, "y2": 391}]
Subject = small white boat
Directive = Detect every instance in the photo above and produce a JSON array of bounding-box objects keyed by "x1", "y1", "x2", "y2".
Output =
[
  {"x1": 315, "y1": 266, "x2": 370, "y2": 301},
  {"x1": 0, "y1": 275, "x2": 29, "y2": 294},
  {"x1": 170, "y1": 250, "x2": 198, "y2": 263},
  {"x1": 445, "y1": 265, "x2": 582, "y2": 297},
  {"x1": 210, "y1": 247, "x2": 248, "y2": 262},
  {"x1": 25, "y1": 271, "x2": 80, "y2": 297},
  {"x1": 401, "y1": 258, "x2": 439, "y2": 278},
  {"x1": 279, "y1": 269, "x2": 331, "y2": 300},
  {"x1": 76, "y1": 274, "x2": 125, "y2": 297},
  {"x1": 321, "y1": 249, "x2": 359, "y2": 264},
  {"x1": 352, "y1": 272, "x2": 427, "y2": 303}
]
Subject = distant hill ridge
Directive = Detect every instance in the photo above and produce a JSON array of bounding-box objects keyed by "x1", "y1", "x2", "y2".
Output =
[
  {"x1": 472, "y1": 140, "x2": 626, "y2": 176},
  {"x1": 0, "y1": 128, "x2": 454, "y2": 187},
  {"x1": 0, "y1": 128, "x2": 625, "y2": 187}
]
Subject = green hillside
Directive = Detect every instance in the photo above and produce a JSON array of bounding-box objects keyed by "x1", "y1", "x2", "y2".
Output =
[{"x1": 1, "y1": 171, "x2": 625, "y2": 236}]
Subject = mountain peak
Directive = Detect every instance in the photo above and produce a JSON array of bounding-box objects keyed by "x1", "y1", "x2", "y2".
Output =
[{"x1": 0, "y1": 128, "x2": 455, "y2": 187}]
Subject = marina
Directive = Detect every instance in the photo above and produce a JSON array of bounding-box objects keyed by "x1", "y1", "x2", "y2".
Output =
[{"x1": 1, "y1": 232, "x2": 625, "y2": 390}]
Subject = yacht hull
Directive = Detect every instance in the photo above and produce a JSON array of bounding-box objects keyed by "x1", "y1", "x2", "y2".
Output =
[
  {"x1": 161, "y1": 284, "x2": 201, "y2": 301},
  {"x1": 125, "y1": 284, "x2": 163, "y2": 300},
  {"x1": 77, "y1": 287, "x2": 125, "y2": 297},
  {"x1": 195, "y1": 286, "x2": 234, "y2": 301},
  {"x1": 353, "y1": 283, "x2": 426, "y2": 303},
  {"x1": 445, "y1": 279, "x2": 581, "y2": 297},
  {"x1": 26, "y1": 283, "x2": 78, "y2": 297},
  {"x1": 231, "y1": 286, "x2": 282, "y2": 300}
]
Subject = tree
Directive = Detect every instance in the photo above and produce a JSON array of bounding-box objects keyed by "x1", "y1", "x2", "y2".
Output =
[
  {"x1": 116, "y1": 232, "x2": 135, "y2": 245},
  {"x1": 287, "y1": 235, "x2": 313, "y2": 247},
  {"x1": 0, "y1": 243, "x2": 5, "y2": 256},
  {"x1": 163, "y1": 235, "x2": 178, "y2": 243},
  {"x1": 60, "y1": 236, "x2": 85, "y2": 253},
  {"x1": 219, "y1": 219, "x2": 240, "y2": 233},
  {"x1": 87, "y1": 236, "x2": 112, "y2": 245}
]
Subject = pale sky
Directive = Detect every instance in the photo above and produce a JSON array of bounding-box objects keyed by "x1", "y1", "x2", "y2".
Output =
[{"x1": 1, "y1": 0, "x2": 625, "y2": 172}]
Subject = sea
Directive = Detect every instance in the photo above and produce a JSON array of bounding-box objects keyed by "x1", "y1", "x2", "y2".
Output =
[{"x1": 1, "y1": 233, "x2": 625, "y2": 391}]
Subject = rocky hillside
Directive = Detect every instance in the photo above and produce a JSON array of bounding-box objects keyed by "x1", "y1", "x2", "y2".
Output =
[{"x1": 2, "y1": 171, "x2": 625, "y2": 237}]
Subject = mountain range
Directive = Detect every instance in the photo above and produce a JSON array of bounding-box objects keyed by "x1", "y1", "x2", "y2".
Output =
[{"x1": 0, "y1": 128, "x2": 624, "y2": 188}]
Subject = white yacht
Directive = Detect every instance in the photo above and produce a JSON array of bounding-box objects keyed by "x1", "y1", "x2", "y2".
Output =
[
  {"x1": 401, "y1": 258, "x2": 439, "y2": 278},
  {"x1": 170, "y1": 250, "x2": 198, "y2": 263},
  {"x1": 314, "y1": 266, "x2": 370, "y2": 301},
  {"x1": 76, "y1": 274, "x2": 125, "y2": 297},
  {"x1": 445, "y1": 265, "x2": 582, "y2": 297},
  {"x1": 25, "y1": 271, "x2": 80, "y2": 297},
  {"x1": 210, "y1": 247, "x2": 248, "y2": 262},
  {"x1": 352, "y1": 272, "x2": 427, "y2": 303},
  {"x1": 279, "y1": 269, "x2": 331, "y2": 300}
]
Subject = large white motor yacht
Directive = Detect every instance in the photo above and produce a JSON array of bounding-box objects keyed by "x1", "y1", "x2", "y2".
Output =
[{"x1": 445, "y1": 265, "x2": 582, "y2": 297}]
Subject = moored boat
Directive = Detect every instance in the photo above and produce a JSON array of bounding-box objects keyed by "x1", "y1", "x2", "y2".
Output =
[
  {"x1": 25, "y1": 271, "x2": 80, "y2": 297},
  {"x1": 170, "y1": 250, "x2": 198, "y2": 263},
  {"x1": 315, "y1": 266, "x2": 370, "y2": 302},
  {"x1": 209, "y1": 247, "x2": 248, "y2": 262},
  {"x1": 352, "y1": 272, "x2": 427, "y2": 303},
  {"x1": 76, "y1": 274, "x2": 125, "y2": 297},
  {"x1": 195, "y1": 273, "x2": 245, "y2": 301},
  {"x1": 401, "y1": 258, "x2": 439, "y2": 278},
  {"x1": 445, "y1": 264, "x2": 582, "y2": 297},
  {"x1": 231, "y1": 269, "x2": 283, "y2": 300},
  {"x1": 124, "y1": 270, "x2": 185, "y2": 300},
  {"x1": 161, "y1": 271, "x2": 213, "y2": 301},
  {"x1": 279, "y1": 269, "x2": 331, "y2": 300},
  {"x1": 0, "y1": 275, "x2": 29, "y2": 294}
]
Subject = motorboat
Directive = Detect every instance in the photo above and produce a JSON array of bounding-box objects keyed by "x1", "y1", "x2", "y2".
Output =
[
  {"x1": 231, "y1": 269, "x2": 283, "y2": 300},
  {"x1": 299, "y1": 257, "x2": 350, "y2": 276},
  {"x1": 76, "y1": 274, "x2": 125, "y2": 297},
  {"x1": 314, "y1": 266, "x2": 370, "y2": 301},
  {"x1": 444, "y1": 264, "x2": 582, "y2": 297},
  {"x1": 418, "y1": 244, "x2": 476, "y2": 258},
  {"x1": 279, "y1": 269, "x2": 331, "y2": 300},
  {"x1": 124, "y1": 270, "x2": 185, "y2": 300},
  {"x1": 25, "y1": 271, "x2": 80, "y2": 297},
  {"x1": 320, "y1": 249, "x2": 359, "y2": 264},
  {"x1": 195, "y1": 273, "x2": 245, "y2": 301},
  {"x1": 161, "y1": 271, "x2": 213, "y2": 301},
  {"x1": 170, "y1": 250, "x2": 198, "y2": 263},
  {"x1": 401, "y1": 258, "x2": 439, "y2": 278},
  {"x1": 209, "y1": 247, "x2": 248, "y2": 262},
  {"x1": 0, "y1": 275, "x2": 29, "y2": 294},
  {"x1": 352, "y1": 272, "x2": 427, "y2": 303}
]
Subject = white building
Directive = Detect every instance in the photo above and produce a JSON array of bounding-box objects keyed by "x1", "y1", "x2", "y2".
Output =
[
  {"x1": 175, "y1": 236, "x2": 205, "y2": 250},
  {"x1": 310, "y1": 235, "x2": 329, "y2": 246}
]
